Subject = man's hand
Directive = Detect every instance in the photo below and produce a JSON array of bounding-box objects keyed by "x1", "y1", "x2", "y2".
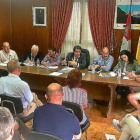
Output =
[
  {"x1": 68, "y1": 59, "x2": 77, "y2": 66},
  {"x1": 29, "y1": 61, "x2": 33, "y2": 65},
  {"x1": 88, "y1": 66, "x2": 92, "y2": 70},
  {"x1": 95, "y1": 65, "x2": 100, "y2": 69},
  {"x1": 43, "y1": 62, "x2": 47, "y2": 67},
  {"x1": 62, "y1": 58, "x2": 67, "y2": 65}
]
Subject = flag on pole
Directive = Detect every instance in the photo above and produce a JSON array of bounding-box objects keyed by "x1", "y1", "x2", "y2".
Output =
[
  {"x1": 120, "y1": 9, "x2": 131, "y2": 52},
  {"x1": 136, "y1": 36, "x2": 140, "y2": 65}
]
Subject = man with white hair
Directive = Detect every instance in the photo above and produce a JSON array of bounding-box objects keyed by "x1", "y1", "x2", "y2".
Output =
[
  {"x1": 19, "y1": 45, "x2": 43, "y2": 64},
  {"x1": 112, "y1": 104, "x2": 140, "y2": 140},
  {"x1": 0, "y1": 107, "x2": 31, "y2": 140},
  {"x1": 0, "y1": 42, "x2": 18, "y2": 63}
]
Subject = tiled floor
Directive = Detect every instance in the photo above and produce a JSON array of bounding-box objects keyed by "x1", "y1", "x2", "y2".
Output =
[{"x1": 24, "y1": 93, "x2": 137, "y2": 140}]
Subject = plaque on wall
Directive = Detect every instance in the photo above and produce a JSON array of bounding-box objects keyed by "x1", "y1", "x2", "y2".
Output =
[{"x1": 32, "y1": 6, "x2": 47, "y2": 27}]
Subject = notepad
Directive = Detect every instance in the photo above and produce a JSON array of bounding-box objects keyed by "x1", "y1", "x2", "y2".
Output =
[
  {"x1": 105, "y1": 133, "x2": 116, "y2": 140},
  {"x1": 49, "y1": 72, "x2": 63, "y2": 76}
]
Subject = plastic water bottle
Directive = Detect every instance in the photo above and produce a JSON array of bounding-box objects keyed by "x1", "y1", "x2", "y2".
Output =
[
  {"x1": 117, "y1": 66, "x2": 121, "y2": 79},
  {"x1": 9, "y1": 55, "x2": 12, "y2": 61},
  {"x1": 36, "y1": 59, "x2": 40, "y2": 68},
  {"x1": 92, "y1": 64, "x2": 95, "y2": 73},
  {"x1": 26, "y1": 57, "x2": 30, "y2": 65},
  {"x1": 46, "y1": 61, "x2": 50, "y2": 70}
]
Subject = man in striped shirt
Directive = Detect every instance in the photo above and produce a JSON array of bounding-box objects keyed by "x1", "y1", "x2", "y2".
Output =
[{"x1": 88, "y1": 47, "x2": 114, "y2": 71}]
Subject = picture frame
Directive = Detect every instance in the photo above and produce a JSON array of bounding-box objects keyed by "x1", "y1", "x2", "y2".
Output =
[{"x1": 32, "y1": 6, "x2": 47, "y2": 27}]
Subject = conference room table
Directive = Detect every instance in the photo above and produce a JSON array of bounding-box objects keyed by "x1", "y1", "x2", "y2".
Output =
[{"x1": 0, "y1": 65, "x2": 140, "y2": 118}]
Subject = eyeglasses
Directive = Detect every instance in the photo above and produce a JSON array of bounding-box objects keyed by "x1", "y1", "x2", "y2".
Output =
[{"x1": 3, "y1": 46, "x2": 10, "y2": 49}]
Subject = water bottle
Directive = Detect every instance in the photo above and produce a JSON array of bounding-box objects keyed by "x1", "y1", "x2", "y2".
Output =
[
  {"x1": 9, "y1": 55, "x2": 12, "y2": 61},
  {"x1": 117, "y1": 66, "x2": 121, "y2": 79},
  {"x1": 36, "y1": 59, "x2": 40, "y2": 68},
  {"x1": 26, "y1": 57, "x2": 30, "y2": 65},
  {"x1": 92, "y1": 64, "x2": 95, "y2": 73},
  {"x1": 46, "y1": 61, "x2": 50, "y2": 70}
]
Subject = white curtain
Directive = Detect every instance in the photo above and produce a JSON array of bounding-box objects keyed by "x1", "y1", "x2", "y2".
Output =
[
  {"x1": 81, "y1": 0, "x2": 98, "y2": 63},
  {"x1": 61, "y1": 0, "x2": 81, "y2": 58},
  {"x1": 61, "y1": 0, "x2": 98, "y2": 63}
]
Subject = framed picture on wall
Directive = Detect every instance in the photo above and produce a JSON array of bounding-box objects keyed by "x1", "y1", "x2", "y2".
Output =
[{"x1": 32, "y1": 6, "x2": 47, "y2": 27}]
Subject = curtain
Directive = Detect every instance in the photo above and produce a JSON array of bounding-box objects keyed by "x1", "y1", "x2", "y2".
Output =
[
  {"x1": 81, "y1": 0, "x2": 98, "y2": 63},
  {"x1": 61, "y1": 0, "x2": 81, "y2": 58},
  {"x1": 52, "y1": 0, "x2": 73, "y2": 52},
  {"x1": 88, "y1": 0, "x2": 116, "y2": 54},
  {"x1": 61, "y1": 0, "x2": 98, "y2": 62}
]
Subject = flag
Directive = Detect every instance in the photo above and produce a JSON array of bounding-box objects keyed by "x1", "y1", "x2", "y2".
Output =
[
  {"x1": 120, "y1": 9, "x2": 131, "y2": 52},
  {"x1": 136, "y1": 36, "x2": 140, "y2": 65}
]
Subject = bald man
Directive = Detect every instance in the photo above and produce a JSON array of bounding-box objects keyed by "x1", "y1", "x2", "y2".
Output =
[
  {"x1": 0, "y1": 42, "x2": 18, "y2": 63},
  {"x1": 88, "y1": 47, "x2": 114, "y2": 71},
  {"x1": 33, "y1": 83, "x2": 81, "y2": 140}
]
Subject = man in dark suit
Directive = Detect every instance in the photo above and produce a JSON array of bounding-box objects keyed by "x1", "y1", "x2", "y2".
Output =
[
  {"x1": 62, "y1": 45, "x2": 86, "y2": 69},
  {"x1": 19, "y1": 45, "x2": 43, "y2": 64}
]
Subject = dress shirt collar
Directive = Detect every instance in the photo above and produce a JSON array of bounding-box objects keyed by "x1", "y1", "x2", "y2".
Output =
[
  {"x1": 8, "y1": 73, "x2": 21, "y2": 80},
  {"x1": 2, "y1": 49, "x2": 11, "y2": 55}
]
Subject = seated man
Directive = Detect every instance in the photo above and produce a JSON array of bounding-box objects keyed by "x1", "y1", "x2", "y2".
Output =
[
  {"x1": 0, "y1": 107, "x2": 31, "y2": 140},
  {"x1": 33, "y1": 83, "x2": 81, "y2": 140},
  {"x1": 88, "y1": 47, "x2": 114, "y2": 71},
  {"x1": 0, "y1": 60, "x2": 43, "y2": 118},
  {"x1": 62, "y1": 45, "x2": 86, "y2": 69},
  {"x1": 0, "y1": 42, "x2": 18, "y2": 63},
  {"x1": 112, "y1": 105, "x2": 140, "y2": 140},
  {"x1": 41, "y1": 46, "x2": 62, "y2": 66},
  {"x1": 19, "y1": 45, "x2": 43, "y2": 64}
]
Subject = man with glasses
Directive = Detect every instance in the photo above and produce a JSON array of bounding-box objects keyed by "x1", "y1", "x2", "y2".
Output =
[
  {"x1": 62, "y1": 45, "x2": 86, "y2": 69},
  {"x1": 88, "y1": 47, "x2": 114, "y2": 71},
  {"x1": 0, "y1": 42, "x2": 18, "y2": 63},
  {"x1": 0, "y1": 60, "x2": 43, "y2": 118}
]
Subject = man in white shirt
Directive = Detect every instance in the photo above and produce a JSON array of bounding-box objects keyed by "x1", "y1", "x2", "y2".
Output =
[{"x1": 0, "y1": 42, "x2": 18, "y2": 63}]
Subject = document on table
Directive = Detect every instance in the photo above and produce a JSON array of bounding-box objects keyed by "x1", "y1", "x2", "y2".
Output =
[
  {"x1": 49, "y1": 72, "x2": 63, "y2": 76},
  {"x1": 23, "y1": 63, "x2": 34, "y2": 66},
  {"x1": 99, "y1": 72, "x2": 117, "y2": 77},
  {"x1": 105, "y1": 133, "x2": 116, "y2": 140},
  {"x1": 0, "y1": 63, "x2": 7, "y2": 66},
  {"x1": 58, "y1": 67, "x2": 75, "y2": 73},
  {"x1": 123, "y1": 76, "x2": 134, "y2": 80},
  {"x1": 48, "y1": 66, "x2": 58, "y2": 69}
]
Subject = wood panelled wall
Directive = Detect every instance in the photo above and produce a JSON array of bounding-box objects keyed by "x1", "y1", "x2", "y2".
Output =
[
  {"x1": 0, "y1": 0, "x2": 52, "y2": 58},
  {"x1": 0, "y1": 0, "x2": 140, "y2": 66}
]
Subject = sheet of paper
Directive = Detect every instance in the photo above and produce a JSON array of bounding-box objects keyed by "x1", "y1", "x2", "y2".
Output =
[
  {"x1": 105, "y1": 133, "x2": 116, "y2": 140},
  {"x1": 123, "y1": 76, "x2": 134, "y2": 80},
  {"x1": 23, "y1": 63, "x2": 34, "y2": 66},
  {"x1": 82, "y1": 73, "x2": 85, "y2": 77},
  {"x1": 49, "y1": 72, "x2": 63, "y2": 76},
  {"x1": 0, "y1": 63, "x2": 7, "y2": 66},
  {"x1": 48, "y1": 66, "x2": 58, "y2": 69}
]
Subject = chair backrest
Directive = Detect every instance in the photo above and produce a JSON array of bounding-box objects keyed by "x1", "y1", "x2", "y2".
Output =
[
  {"x1": 62, "y1": 101, "x2": 83, "y2": 122},
  {"x1": 81, "y1": 48, "x2": 90, "y2": 68},
  {"x1": 0, "y1": 94, "x2": 23, "y2": 114},
  {"x1": 27, "y1": 131, "x2": 64, "y2": 140}
]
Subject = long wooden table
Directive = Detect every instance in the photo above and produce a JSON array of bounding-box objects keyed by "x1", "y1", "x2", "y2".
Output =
[{"x1": 1, "y1": 65, "x2": 140, "y2": 118}]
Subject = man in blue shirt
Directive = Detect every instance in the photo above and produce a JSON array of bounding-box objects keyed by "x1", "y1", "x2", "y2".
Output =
[
  {"x1": 33, "y1": 83, "x2": 81, "y2": 140},
  {"x1": 0, "y1": 60, "x2": 43, "y2": 118},
  {"x1": 88, "y1": 47, "x2": 114, "y2": 71}
]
